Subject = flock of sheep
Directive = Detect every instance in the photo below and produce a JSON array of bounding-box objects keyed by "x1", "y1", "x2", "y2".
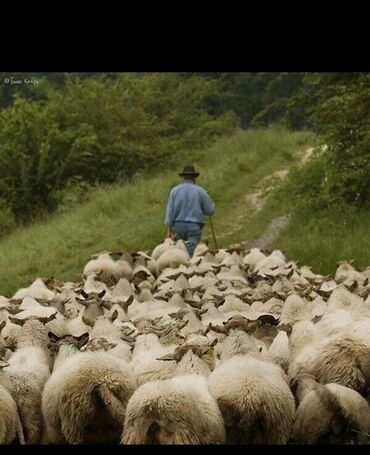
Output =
[{"x1": 1, "y1": 238, "x2": 370, "y2": 444}]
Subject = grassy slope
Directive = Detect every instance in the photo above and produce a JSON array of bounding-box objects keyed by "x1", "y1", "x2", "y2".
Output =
[
  {"x1": 229, "y1": 162, "x2": 370, "y2": 276},
  {"x1": 0, "y1": 128, "x2": 314, "y2": 296}
]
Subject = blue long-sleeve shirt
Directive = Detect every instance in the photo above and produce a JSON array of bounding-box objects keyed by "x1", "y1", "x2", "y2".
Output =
[{"x1": 165, "y1": 181, "x2": 215, "y2": 226}]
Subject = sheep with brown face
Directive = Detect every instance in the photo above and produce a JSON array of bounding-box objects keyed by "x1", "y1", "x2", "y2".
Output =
[{"x1": 75, "y1": 289, "x2": 111, "y2": 326}]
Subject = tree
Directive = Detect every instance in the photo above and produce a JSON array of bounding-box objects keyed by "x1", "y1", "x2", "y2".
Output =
[
  {"x1": 304, "y1": 72, "x2": 370, "y2": 206},
  {"x1": 0, "y1": 73, "x2": 238, "y2": 223}
]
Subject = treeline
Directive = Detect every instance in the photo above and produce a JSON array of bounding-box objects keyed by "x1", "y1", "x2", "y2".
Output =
[
  {"x1": 199, "y1": 72, "x2": 309, "y2": 129},
  {"x1": 0, "y1": 72, "x2": 368, "y2": 236},
  {"x1": 280, "y1": 73, "x2": 370, "y2": 211},
  {"x1": 0, "y1": 73, "x2": 238, "y2": 230}
]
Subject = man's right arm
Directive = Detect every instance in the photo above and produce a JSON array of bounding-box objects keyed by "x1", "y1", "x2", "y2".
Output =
[{"x1": 200, "y1": 189, "x2": 215, "y2": 216}]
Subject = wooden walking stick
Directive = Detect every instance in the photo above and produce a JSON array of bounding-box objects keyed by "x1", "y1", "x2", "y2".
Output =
[{"x1": 209, "y1": 216, "x2": 218, "y2": 250}]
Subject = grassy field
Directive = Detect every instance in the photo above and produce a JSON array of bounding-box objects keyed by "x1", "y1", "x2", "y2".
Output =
[
  {"x1": 224, "y1": 155, "x2": 370, "y2": 275},
  {"x1": 2, "y1": 127, "x2": 369, "y2": 297},
  {"x1": 0, "y1": 128, "x2": 315, "y2": 296}
]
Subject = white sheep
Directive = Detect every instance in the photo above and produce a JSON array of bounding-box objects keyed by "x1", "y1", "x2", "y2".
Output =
[
  {"x1": 4, "y1": 320, "x2": 51, "y2": 444},
  {"x1": 0, "y1": 379, "x2": 25, "y2": 444},
  {"x1": 293, "y1": 377, "x2": 370, "y2": 444},
  {"x1": 156, "y1": 248, "x2": 190, "y2": 274},
  {"x1": 122, "y1": 375, "x2": 225, "y2": 444},
  {"x1": 12, "y1": 278, "x2": 55, "y2": 302},
  {"x1": 289, "y1": 331, "x2": 370, "y2": 395},
  {"x1": 42, "y1": 341, "x2": 136, "y2": 444},
  {"x1": 208, "y1": 355, "x2": 295, "y2": 444}
]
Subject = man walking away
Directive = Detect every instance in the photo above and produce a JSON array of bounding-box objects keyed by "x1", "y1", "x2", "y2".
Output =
[{"x1": 165, "y1": 165, "x2": 215, "y2": 257}]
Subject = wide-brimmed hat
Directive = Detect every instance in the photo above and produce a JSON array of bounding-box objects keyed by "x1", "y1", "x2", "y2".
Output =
[{"x1": 179, "y1": 165, "x2": 199, "y2": 178}]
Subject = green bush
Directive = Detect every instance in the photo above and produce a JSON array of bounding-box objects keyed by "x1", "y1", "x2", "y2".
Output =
[
  {"x1": 304, "y1": 73, "x2": 370, "y2": 207},
  {"x1": 0, "y1": 73, "x2": 239, "y2": 223}
]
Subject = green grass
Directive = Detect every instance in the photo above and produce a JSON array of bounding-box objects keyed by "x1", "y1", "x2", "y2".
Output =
[
  {"x1": 227, "y1": 154, "x2": 370, "y2": 277},
  {"x1": 0, "y1": 127, "x2": 315, "y2": 296},
  {"x1": 272, "y1": 204, "x2": 370, "y2": 275}
]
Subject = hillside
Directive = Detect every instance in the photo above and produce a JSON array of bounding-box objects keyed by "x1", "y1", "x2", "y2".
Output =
[{"x1": 2, "y1": 127, "x2": 369, "y2": 297}]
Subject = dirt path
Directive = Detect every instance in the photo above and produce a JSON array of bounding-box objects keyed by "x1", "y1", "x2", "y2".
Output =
[
  {"x1": 249, "y1": 215, "x2": 290, "y2": 249},
  {"x1": 217, "y1": 146, "x2": 317, "y2": 247}
]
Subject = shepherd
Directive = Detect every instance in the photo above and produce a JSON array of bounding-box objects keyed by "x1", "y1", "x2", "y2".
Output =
[{"x1": 165, "y1": 165, "x2": 215, "y2": 257}]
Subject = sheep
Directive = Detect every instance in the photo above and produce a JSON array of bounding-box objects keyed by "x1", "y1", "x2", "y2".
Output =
[
  {"x1": 315, "y1": 308, "x2": 355, "y2": 337},
  {"x1": 122, "y1": 375, "x2": 225, "y2": 444},
  {"x1": 83, "y1": 253, "x2": 133, "y2": 284},
  {"x1": 299, "y1": 266, "x2": 325, "y2": 284},
  {"x1": 254, "y1": 250, "x2": 287, "y2": 277},
  {"x1": 83, "y1": 317, "x2": 132, "y2": 362},
  {"x1": 0, "y1": 379, "x2": 25, "y2": 444},
  {"x1": 12, "y1": 278, "x2": 55, "y2": 302},
  {"x1": 151, "y1": 238, "x2": 176, "y2": 261},
  {"x1": 219, "y1": 328, "x2": 262, "y2": 362},
  {"x1": 42, "y1": 335, "x2": 136, "y2": 444},
  {"x1": 158, "y1": 337, "x2": 218, "y2": 377},
  {"x1": 289, "y1": 320, "x2": 319, "y2": 357},
  {"x1": 65, "y1": 306, "x2": 92, "y2": 337},
  {"x1": 75, "y1": 290, "x2": 112, "y2": 326},
  {"x1": 335, "y1": 260, "x2": 366, "y2": 287},
  {"x1": 0, "y1": 296, "x2": 11, "y2": 310},
  {"x1": 289, "y1": 332, "x2": 370, "y2": 395},
  {"x1": 83, "y1": 273, "x2": 109, "y2": 294},
  {"x1": 129, "y1": 333, "x2": 177, "y2": 386},
  {"x1": 326, "y1": 286, "x2": 365, "y2": 313},
  {"x1": 8, "y1": 301, "x2": 57, "y2": 323},
  {"x1": 0, "y1": 318, "x2": 23, "y2": 351},
  {"x1": 267, "y1": 330, "x2": 290, "y2": 373},
  {"x1": 292, "y1": 376, "x2": 370, "y2": 444},
  {"x1": 156, "y1": 246, "x2": 190, "y2": 274},
  {"x1": 3, "y1": 320, "x2": 51, "y2": 444},
  {"x1": 208, "y1": 355, "x2": 295, "y2": 444},
  {"x1": 243, "y1": 248, "x2": 267, "y2": 269},
  {"x1": 279, "y1": 294, "x2": 314, "y2": 325},
  {"x1": 5, "y1": 235, "x2": 370, "y2": 445}
]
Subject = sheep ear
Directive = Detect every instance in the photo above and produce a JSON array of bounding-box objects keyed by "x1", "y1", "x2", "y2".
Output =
[
  {"x1": 109, "y1": 310, "x2": 119, "y2": 323},
  {"x1": 40, "y1": 313, "x2": 57, "y2": 324},
  {"x1": 80, "y1": 290, "x2": 89, "y2": 299},
  {"x1": 0, "y1": 320, "x2": 6, "y2": 332},
  {"x1": 0, "y1": 360, "x2": 10, "y2": 369},
  {"x1": 9, "y1": 317, "x2": 26, "y2": 326},
  {"x1": 156, "y1": 354, "x2": 176, "y2": 361},
  {"x1": 48, "y1": 331, "x2": 61, "y2": 343},
  {"x1": 286, "y1": 269, "x2": 294, "y2": 279},
  {"x1": 76, "y1": 332, "x2": 89, "y2": 348},
  {"x1": 101, "y1": 300, "x2": 112, "y2": 311},
  {"x1": 289, "y1": 377, "x2": 299, "y2": 396},
  {"x1": 98, "y1": 290, "x2": 106, "y2": 298},
  {"x1": 121, "y1": 295, "x2": 134, "y2": 312},
  {"x1": 210, "y1": 338, "x2": 218, "y2": 347},
  {"x1": 259, "y1": 314, "x2": 278, "y2": 325}
]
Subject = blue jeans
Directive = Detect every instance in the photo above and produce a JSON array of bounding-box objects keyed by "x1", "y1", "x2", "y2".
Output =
[{"x1": 172, "y1": 221, "x2": 202, "y2": 257}]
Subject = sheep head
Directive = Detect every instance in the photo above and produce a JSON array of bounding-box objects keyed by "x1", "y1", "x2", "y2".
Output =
[
  {"x1": 156, "y1": 338, "x2": 218, "y2": 363},
  {"x1": 48, "y1": 331, "x2": 89, "y2": 353}
]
